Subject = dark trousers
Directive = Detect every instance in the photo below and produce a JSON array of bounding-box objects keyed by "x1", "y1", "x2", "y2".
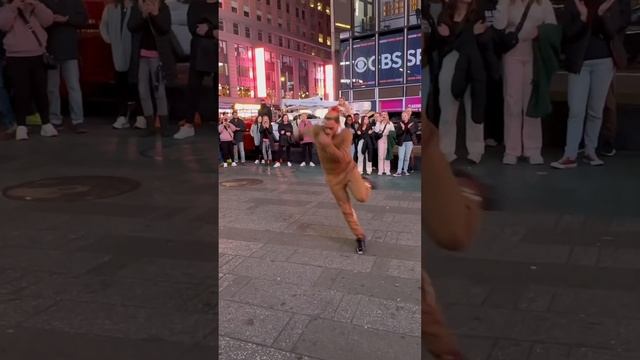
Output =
[
  {"x1": 221, "y1": 141, "x2": 233, "y2": 161},
  {"x1": 601, "y1": 80, "x2": 616, "y2": 147},
  {"x1": 6, "y1": 56, "x2": 49, "y2": 126},
  {"x1": 187, "y1": 68, "x2": 212, "y2": 124},
  {"x1": 302, "y1": 142, "x2": 313, "y2": 163},
  {"x1": 484, "y1": 75, "x2": 504, "y2": 143},
  {"x1": 280, "y1": 144, "x2": 291, "y2": 162},
  {"x1": 115, "y1": 71, "x2": 141, "y2": 119}
]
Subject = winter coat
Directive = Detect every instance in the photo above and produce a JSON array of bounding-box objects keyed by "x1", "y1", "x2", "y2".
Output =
[
  {"x1": 41, "y1": 0, "x2": 87, "y2": 61},
  {"x1": 230, "y1": 117, "x2": 245, "y2": 143},
  {"x1": 260, "y1": 124, "x2": 275, "y2": 148},
  {"x1": 528, "y1": 23, "x2": 561, "y2": 118},
  {"x1": 278, "y1": 122, "x2": 294, "y2": 146},
  {"x1": 355, "y1": 124, "x2": 376, "y2": 160},
  {"x1": 298, "y1": 119, "x2": 314, "y2": 144},
  {"x1": 386, "y1": 130, "x2": 398, "y2": 161},
  {"x1": 187, "y1": 0, "x2": 214, "y2": 72},
  {"x1": 218, "y1": 122, "x2": 236, "y2": 142},
  {"x1": 0, "y1": 3, "x2": 53, "y2": 58},
  {"x1": 250, "y1": 120, "x2": 261, "y2": 146},
  {"x1": 258, "y1": 104, "x2": 272, "y2": 120},
  {"x1": 396, "y1": 120, "x2": 418, "y2": 144},
  {"x1": 100, "y1": 3, "x2": 133, "y2": 73}
]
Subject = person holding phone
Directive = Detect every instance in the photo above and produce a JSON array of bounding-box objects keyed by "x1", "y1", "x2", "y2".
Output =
[
  {"x1": 0, "y1": 0, "x2": 57, "y2": 140},
  {"x1": 128, "y1": 0, "x2": 176, "y2": 137},
  {"x1": 218, "y1": 116, "x2": 237, "y2": 167}
]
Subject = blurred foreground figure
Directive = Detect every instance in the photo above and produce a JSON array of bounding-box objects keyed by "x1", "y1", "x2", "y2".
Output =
[{"x1": 422, "y1": 113, "x2": 487, "y2": 359}]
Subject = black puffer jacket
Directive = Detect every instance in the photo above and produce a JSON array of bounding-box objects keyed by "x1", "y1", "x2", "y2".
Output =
[
  {"x1": 278, "y1": 122, "x2": 294, "y2": 146},
  {"x1": 355, "y1": 124, "x2": 376, "y2": 161}
]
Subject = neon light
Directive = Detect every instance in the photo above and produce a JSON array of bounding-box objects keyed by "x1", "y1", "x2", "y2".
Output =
[
  {"x1": 255, "y1": 48, "x2": 267, "y2": 98},
  {"x1": 324, "y1": 64, "x2": 334, "y2": 101}
]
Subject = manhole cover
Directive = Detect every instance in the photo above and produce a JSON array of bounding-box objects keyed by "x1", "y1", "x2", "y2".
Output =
[
  {"x1": 220, "y1": 178, "x2": 263, "y2": 188},
  {"x1": 3, "y1": 176, "x2": 141, "y2": 202}
]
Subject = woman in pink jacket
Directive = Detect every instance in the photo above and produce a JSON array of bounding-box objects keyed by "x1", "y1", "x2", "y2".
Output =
[
  {"x1": 218, "y1": 116, "x2": 237, "y2": 168},
  {"x1": 494, "y1": 0, "x2": 557, "y2": 165},
  {"x1": 0, "y1": 0, "x2": 56, "y2": 141},
  {"x1": 298, "y1": 113, "x2": 315, "y2": 167}
]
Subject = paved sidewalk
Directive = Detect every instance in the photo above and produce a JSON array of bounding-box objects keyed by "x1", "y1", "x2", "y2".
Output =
[
  {"x1": 0, "y1": 124, "x2": 218, "y2": 359},
  {"x1": 219, "y1": 164, "x2": 421, "y2": 360},
  {"x1": 426, "y1": 149, "x2": 640, "y2": 360}
]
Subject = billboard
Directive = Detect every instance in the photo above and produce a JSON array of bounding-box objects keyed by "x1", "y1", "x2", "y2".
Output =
[
  {"x1": 352, "y1": 38, "x2": 376, "y2": 88},
  {"x1": 378, "y1": 32, "x2": 404, "y2": 86},
  {"x1": 406, "y1": 29, "x2": 422, "y2": 83}
]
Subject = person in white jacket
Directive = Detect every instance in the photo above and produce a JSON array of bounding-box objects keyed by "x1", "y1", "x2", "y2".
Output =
[
  {"x1": 374, "y1": 112, "x2": 393, "y2": 176},
  {"x1": 100, "y1": 0, "x2": 145, "y2": 130}
]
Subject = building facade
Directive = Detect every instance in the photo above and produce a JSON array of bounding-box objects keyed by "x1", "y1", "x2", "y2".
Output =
[
  {"x1": 218, "y1": 0, "x2": 334, "y2": 115},
  {"x1": 331, "y1": 0, "x2": 422, "y2": 113}
]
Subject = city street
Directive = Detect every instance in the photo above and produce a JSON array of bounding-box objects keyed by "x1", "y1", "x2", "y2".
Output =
[
  {"x1": 426, "y1": 148, "x2": 640, "y2": 360},
  {"x1": 219, "y1": 163, "x2": 421, "y2": 360},
  {"x1": 0, "y1": 122, "x2": 218, "y2": 359}
]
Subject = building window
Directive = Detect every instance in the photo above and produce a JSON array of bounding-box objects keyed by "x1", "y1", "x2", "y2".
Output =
[
  {"x1": 234, "y1": 45, "x2": 255, "y2": 98},
  {"x1": 299, "y1": 59, "x2": 309, "y2": 98},
  {"x1": 314, "y1": 63, "x2": 325, "y2": 97},
  {"x1": 287, "y1": 38, "x2": 291, "y2": 49},
  {"x1": 354, "y1": 0, "x2": 375, "y2": 34},
  {"x1": 277, "y1": 0, "x2": 281, "y2": 10},
  {"x1": 257, "y1": 11, "x2": 262, "y2": 21},
  {"x1": 218, "y1": 20, "x2": 224, "y2": 31},
  {"x1": 310, "y1": 0, "x2": 315, "y2": 8},
  {"x1": 295, "y1": 7, "x2": 299, "y2": 17},
  {"x1": 231, "y1": 0, "x2": 238, "y2": 13},
  {"x1": 302, "y1": 10, "x2": 305, "y2": 19},
  {"x1": 219, "y1": 40, "x2": 230, "y2": 97},
  {"x1": 243, "y1": 5, "x2": 250, "y2": 17},
  {"x1": 287, "y1": 22, "x2": 291, "y2": 31},
  {"x1": 303, "y1": 31, "x2": 306, "y2": 37},
  {"x1": 296, "y1": 42, "x2": 301, "y2": 51},
  {"x1": 280, "y1": 55, "x2": 294, "y2": 99},
  {"x1": 380, "y1": 0, "x2": 405, "y2": 30},
  {"x1": 286, "y1": 2, "x2": 290, "y2": 13},
  {"x1": 245, "y1": 26, "x2": 251, "y2": 38},
  {"x1": 318, "y1": 33, "x2": 324, "y2": 43},
  {"x1": 264, "y1": 51, "x2": 277, "y2": 101},
  {"x1": 267, "y1": 15, "x2": 272, "y2": 24},
  {"x1": 266, "y1": 0, "x2": 270, "y2": 5},
  {"x1": 233, "y1": 23, "x2": 239, "y2": 35},
  {"x1": 325, "y1": 6, "x2": 330, "y2": 15},
  {"x1": 326, "y1": 36, "x2": 331, "y2": 46},
  {"x1": 279, "y1": 36, "x2": 283, "y2": 47},
  {"x1": 258, "y1": 31, "x2": 263, "y2": 41},
  {"x1": 317, "y1": 2, "x2": 322, "y2": 11},
  {"x1": 278, "y1": 20, "x2": 283, "y2": 28}
]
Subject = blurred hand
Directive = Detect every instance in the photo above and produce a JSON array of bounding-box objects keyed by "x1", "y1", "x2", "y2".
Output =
[
  {"x1": 473, "y1": 21, "x2": 488, "y2": 35},
  {"x1": 53, "y1": 14, "x2": 69, "y2": 23},
  {"x1": 437, "y1": 23, "x2": 450, "y2": 37},
  {"x1": 196, "y1": 23, "x2": 208, "y2": 36}
]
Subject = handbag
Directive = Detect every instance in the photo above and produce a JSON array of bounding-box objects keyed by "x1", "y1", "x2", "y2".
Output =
[
  {"x1": 494, "y1": 0, "x2": 535, "y2": 55},
  {"x1": 17, "y1": 9, "x2": 58, "y2": 70}
]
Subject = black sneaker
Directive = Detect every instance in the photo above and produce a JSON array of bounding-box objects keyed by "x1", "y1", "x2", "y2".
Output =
[
  {"x1": 599, "y1": 143, "x2": 616, "y2": 157},
  {"x1": 70, "y1": 123, "x2": 88, "y2": 134},
  {"x1": 355, "y1": 238, "x2": 366, "y2": 255},
  {"x1": 361, "y1": 176, "x2": 376, "y2": 190}
]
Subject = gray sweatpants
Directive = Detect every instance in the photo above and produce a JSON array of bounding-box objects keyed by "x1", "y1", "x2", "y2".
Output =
[{"x1": 138, "y1": 57, "x2": 168, "y2": 116}]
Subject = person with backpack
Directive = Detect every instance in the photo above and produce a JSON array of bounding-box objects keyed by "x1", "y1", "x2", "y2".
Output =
[
  {"x1": 173, "y1": 0, "x2": 214, "y2": 140},
  {"x1": 40, "y1": 0, "x2": 87, "y2": 134},
  {"x1": 100, "y1": 0, "x2": 146, "y2": 130},
  {"x1": 0, "y1": 0, "x2": 57, "y2": 141},
  {"x1": 128, "y1": 0, "x2": 177, "y2": 137}
]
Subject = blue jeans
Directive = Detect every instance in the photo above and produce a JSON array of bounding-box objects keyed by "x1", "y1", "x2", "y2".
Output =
[
  {"x1": 0, "y1": 63, "x2": 15, "y2": 128},
  {"x1": 564, "y1": 58, "x2": 614, "y2": 159},
  {"x1": 48, "y1": 59, "x2": 85, "y2": 124},
  {"x1": 397, "y1": 141, "x2": 414, "y2": 173}
]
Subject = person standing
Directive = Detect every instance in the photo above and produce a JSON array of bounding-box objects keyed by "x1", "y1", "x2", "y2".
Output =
[
  {"x1": 230, "y1": 110, "x2": 245, "y2": 164},
  {"x1": 250, "y1": 115, "x2": 263, "y2": 164},
  {"x1": 275, "y1": 114, "x2": 293, "y2": 167},
  {"x1": 355, "y1": 114, "x2": 375, "y2": 175},
  {"x1": 495, "y1": 0, "x2": 557, "y2": 165},
  {"x1": 218, "y1": 116, "x2": 237, "y2": 167},
  {"x1": 345, "y1": 114, "x2": 356, "y2": 159},
  {"x1": 298, "y1": 113, "x2": 315, "y2": 166},
  {"x1": 100, "y1": 0, "x2": 146, "y2": 130},
  {"x1": 260, "y1": 116, "x2": 275, "y2": 166},
  {"x1": 0, "y1": 0, "x2": 58, "y2": 141},
  {"x1": 173, "y1": 0, "x2": 214, "y2": 140},
  {"x1": 128, "y1": 0, "x2": 177, "y2": 138},
  {"x1": 435, "y1": 0, "x2": 488, "y2": 164},
  {"x1": 41, "y1": 0, "x2": 88, "y2": 134},
  {"x1": 551, "y1": 0, "x2": 630, "y2": 169},
  {"x1": 257, "y1": 98, "x2": 272, "y2": 120},
  {"x1": 311, "y1": 108, "x2": 374, "y2": 255},
  {"x1": 395, "y1": 111, "x2": 417, "y2": 176},
  {"x1": 375, "y1": 112, "x2": 393, "y2": 175},
  {"x1": 0, "y1": 19, "x2": 16, "y2": 138}
]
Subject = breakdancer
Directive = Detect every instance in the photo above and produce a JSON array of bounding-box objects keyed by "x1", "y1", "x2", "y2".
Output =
[{"x1": 309, "y1": 108, "x2": 374, "y2": 255}]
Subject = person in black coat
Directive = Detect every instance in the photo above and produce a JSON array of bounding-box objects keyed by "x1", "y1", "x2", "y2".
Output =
[
  {"x1": 173, "y1": 0, "x2": 215, "y2": 140},
  {"x1": 434, "y1": 0, "x2": 489, "y2": 164},
  {"x1": 276, "y1": 114, "x2": 294, "y2": 167},
  {"x1": 355, "y1": 115, "x2": 376, "y2": 175}
]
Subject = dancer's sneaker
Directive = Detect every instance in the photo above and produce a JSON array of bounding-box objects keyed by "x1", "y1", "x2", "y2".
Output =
[
  {"x1": 355, "y1": 238, "x2": 366, "y2": 255},
  {"x1": 361, "y1": 176, "x2": 376, "y2": 190}
]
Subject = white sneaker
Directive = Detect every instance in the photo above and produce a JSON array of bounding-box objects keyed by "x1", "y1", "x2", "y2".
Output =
[
  {"x1": 300, "y1": 162, "x2": 306, "y2": 167},
  {"x1": 584, "y1": 153, "x2": 604, "y2": 166},
  {"x1": 231, "y1": 162, "x2": 238, "y2": 167},
  {"x1": 134, "y1": 116, "x2": 147, "y2": 129},
  {"x1": 173, "y1": 125, "x2": 195, "y2": 139},
  {"x1": 309, "y1": 162, "x2": 316, "y2": 167},
  {"x1": 223, "y1": 163, "x2": 228, "y2": 168},
  {"x1": 287, "y1": 162, "x2": 292, "y2": 167},
  {"x1": 528, "y1": 155, "x2": 545, "y2": 165},
  {"x1": 503, "y1": 154, "x2": 518, "y2": 165},
  {"x1": 468, "y1": 153, "x2": 482, "y2": 164},
  {"x1": 16, "y1": 125, "x2": 28, "y2": 140},
  {"x1": 40, "y1": 123, "x2": 58, "y2": 137},
  {"x1": 486, "y1": 139, "x2": 499, "y2": 147},
  {"x1": 255, "y1": 160, "x2": 260, "y2": 164},
  {"x1": 261, "y1": 160, "x2": 266, "y2": 164},
  {"x1": 112, "y1": 116, "x2": 130, "y2": 129},
  {"x1": 274, "y1": 162, "x2": 281, "y2": 168}
]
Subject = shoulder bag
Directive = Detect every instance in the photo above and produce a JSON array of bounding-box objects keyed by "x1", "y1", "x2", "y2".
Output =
[
  {"x1": 494, "y1": 0, "x2": 535, "y2": 55},
  {"x1": 17, "y1": 9, "x2": 58, "y2": 70}
]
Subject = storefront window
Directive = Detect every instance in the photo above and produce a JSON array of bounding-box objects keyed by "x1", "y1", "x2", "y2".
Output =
[
  {"x1": 339, "y1": 40, "x2": 351, "y2": 89},
  {"x1": 354, "y1": 0, "x2": 375, "y2": 35},
  {"x1": 219, "y1": 40, "x2": 230, "y2": 97},
  {"x1": 264, "y1": 51, "x2": 278, "y2": 103},
  {"x1": 234, "y1": 45, "x2": 255, "y2": 98},
  {"x1": 280, "y1": 55, "x2": 295, "y2": 99},
  {"x1": 408, "y1": 0, "x2": 420, "y2": 25},
  {"x1": 299, "y1": 59, "x2": 309, "y2": 98},
  {"x1": 314, "y1": 63, "x2": 325, "y2": 98},
  {"x1": 380, "y1": 0, "x2": 405, "y2": 30}
]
